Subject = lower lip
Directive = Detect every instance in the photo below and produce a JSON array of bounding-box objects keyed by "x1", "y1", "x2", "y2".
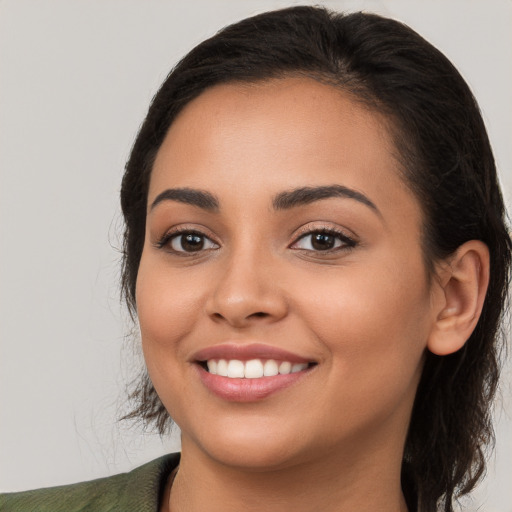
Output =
[{"x1": 196, "y1": 365, "x2": 312, "y2": 402}]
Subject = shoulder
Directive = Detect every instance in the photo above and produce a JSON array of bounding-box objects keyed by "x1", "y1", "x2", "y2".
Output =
[{"x1": 0, "y1": 453, "x2": 180, "y2": 512}]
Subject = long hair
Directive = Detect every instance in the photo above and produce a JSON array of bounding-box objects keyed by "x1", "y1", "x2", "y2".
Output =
[{"x1": 120, "y1": 7, "x2": 511, "y2": 511}]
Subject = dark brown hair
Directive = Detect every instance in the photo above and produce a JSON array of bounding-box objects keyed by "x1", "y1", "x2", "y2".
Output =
[{"x1": 120, "y1": 7, "x2": 511, "y2": 511}]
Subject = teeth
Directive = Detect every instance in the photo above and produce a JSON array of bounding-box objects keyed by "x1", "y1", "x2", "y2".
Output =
[
  {"x1": 227, "y1": 359, "x2": 245, "y2": 378},
  {"x1": 206, "y1": 360, "x2": 217, "y2": 374},
  {"x1": 245, "y1": 359, "x2": 264, "y2": 379},
  {"x1": 279, "y1": 361, "x2": 292, "y2": 374},
  {"x1": 205, "y1": 358, "x2": 309, "y2": 378},
  {"x1": 217, "y1": 359, "x2": 228, "y2": 376},
  {"x1": 263, "y1": 359, "x2": 279, "y2": 376}
]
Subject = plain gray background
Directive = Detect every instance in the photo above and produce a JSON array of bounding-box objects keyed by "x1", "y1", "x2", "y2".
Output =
[{"x1": 1, "y1": 1, "x2": 511, "y2": 510}]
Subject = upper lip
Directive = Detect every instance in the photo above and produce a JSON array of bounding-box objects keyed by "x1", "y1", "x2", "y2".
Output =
[{"x1": 192, "y1": 343, "x2": 313, "y2": 364}]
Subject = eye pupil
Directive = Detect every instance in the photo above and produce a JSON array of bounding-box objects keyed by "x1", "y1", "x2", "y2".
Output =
[
  {"x1": 312, "y1": 233, "x2": 335, "y2": 250},
  {"x1": 181, "y1": 234, "x2": 204, "y2": 251}
]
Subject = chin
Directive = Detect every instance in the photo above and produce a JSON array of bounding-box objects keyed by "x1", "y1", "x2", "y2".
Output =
[
  {"x1": 183, "y1": 419, "x2": 309, "y2": 472},
  {"x1": 210, "y1": 444, "x2": 302, "y2": 472}
]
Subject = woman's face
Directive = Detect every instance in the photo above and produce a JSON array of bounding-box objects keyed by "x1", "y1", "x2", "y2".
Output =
[{"x1": 136, "y1": 78, "x2": 439, "y2": 471}]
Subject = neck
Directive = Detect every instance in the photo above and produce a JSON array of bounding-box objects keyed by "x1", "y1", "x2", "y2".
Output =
[{"x1": 168, "y1": 437, "x2": 409, "y2": 512}]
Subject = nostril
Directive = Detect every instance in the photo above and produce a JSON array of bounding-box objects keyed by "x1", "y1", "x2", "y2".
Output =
[{"x1": 209, "y1": 310, "x2": 272, "y2": 327}]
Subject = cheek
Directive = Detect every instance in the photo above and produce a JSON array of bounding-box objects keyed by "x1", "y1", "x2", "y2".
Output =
[
  {"x1": 135, "y1": 257, "x2": 204, "y2": 365},
  {"x1": 299, "y1": 275, "x2": 429, "y2": 438},
  {"x1": 293, "y1": 256, "x2": 431, "y2": 388}
]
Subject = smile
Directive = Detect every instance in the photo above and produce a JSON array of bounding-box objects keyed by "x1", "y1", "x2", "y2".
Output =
[
  {"x1": 205, "y1": 359, "x2": 309, "y2": 378},
  {"x1": 192, "y1": 343, "x2": 316, "y2": 401}
]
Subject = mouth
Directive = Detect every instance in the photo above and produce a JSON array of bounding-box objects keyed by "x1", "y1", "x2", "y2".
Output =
[
  {"x1": 198, "y1": 358, "x2": 314, "y2": 379},
  {"x1": 192, "y1": 343, "x2": 317, "y2": 401}
]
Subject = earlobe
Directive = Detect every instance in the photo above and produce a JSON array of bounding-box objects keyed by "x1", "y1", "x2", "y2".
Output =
[{"x1": 427, "y1": 240, "x2": 490, "y2": 356}]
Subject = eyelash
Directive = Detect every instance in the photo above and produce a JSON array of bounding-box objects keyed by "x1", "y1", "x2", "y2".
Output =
[
  {"x1": 290, "y1": 227, "x2": 357, "y2": 253},
  {"x1": 154, "y1": 227, "x2": 219, "y2": 254},
  {"x1": 154, "y1": 226, "x2": 357, "y2": 255}
]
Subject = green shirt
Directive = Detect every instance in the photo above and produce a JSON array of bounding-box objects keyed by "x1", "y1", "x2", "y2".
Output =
[
  {"x1": 2, "y1": 453, "x2": 419, "y2": 511},
  {"x1": 0, "y1": 453, "x2": 180, "y2": 512}
]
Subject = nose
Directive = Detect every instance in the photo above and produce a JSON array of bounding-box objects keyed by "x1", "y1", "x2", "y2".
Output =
[{"x1": 205, "y1": 250, "x2": 288, "y2": 328}]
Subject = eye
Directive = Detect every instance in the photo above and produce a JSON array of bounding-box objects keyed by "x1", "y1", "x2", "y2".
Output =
[
  {"x1": 158, "y1": 230, "x2": 219, "y2": 253},
  {"x1": 291, "y1": 229, "x2": 356, "y2": 252}
]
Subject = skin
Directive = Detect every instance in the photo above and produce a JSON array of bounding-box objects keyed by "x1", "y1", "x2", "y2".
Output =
[{"x1": 136, "y1": 78, "x2": 488, "y2": 512}]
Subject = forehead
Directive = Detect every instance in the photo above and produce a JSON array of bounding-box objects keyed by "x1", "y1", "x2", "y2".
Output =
[{"x1": 149, "y1": 77, "x2": 417, "y2": 221}]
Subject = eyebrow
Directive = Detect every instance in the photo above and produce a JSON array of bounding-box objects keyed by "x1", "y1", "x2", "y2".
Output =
[
  {"x1": 150, "y1": 184, "x2": 379, "y2": 216},
  {"x1": 272, "y1": 185, "x2": 380, "y2": 214},
  {"x1": 150, "y1": 188, "x2": 219, "y2": 212}
]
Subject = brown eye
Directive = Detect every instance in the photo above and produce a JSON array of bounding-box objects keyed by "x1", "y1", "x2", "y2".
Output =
[
  {"x1": 311, "y1": 233, "x2": 336, "y2": 250},
  {"x1": 169, "y1": 232, "x2": 218, "y2": 253},
  {"x1": 291, "y1": 230, "x2": 356, "y2": 252}
]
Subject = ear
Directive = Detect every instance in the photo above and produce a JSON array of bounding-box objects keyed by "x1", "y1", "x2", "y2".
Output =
[{"x1": 427, "y1": 240, "x2": 490, "y2": 356}]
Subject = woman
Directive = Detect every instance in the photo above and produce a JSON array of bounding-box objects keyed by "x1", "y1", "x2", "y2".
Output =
[{"x1": 1, "y1": 6, "x2": 509, "y2": 512}]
